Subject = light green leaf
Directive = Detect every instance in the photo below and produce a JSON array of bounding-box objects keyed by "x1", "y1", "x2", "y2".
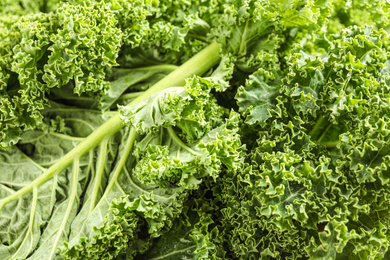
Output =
[
  {"x1": 236, "y1": 69, "x2": 280, "y2": 126},
  {"x1": 119, "y1": 87, "x2": 191, "y2": 134},
  {"x1": 101, "y1": 65, "x2": 177, "y2": 111}
]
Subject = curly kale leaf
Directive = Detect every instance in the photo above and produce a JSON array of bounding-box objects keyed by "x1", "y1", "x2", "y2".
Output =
[
  {"x1": 229, "y1": 26, "x2": 390, "y2": 259},
  {"x1": 0, "y1": 0, "x2": 123, "y2": 149}
]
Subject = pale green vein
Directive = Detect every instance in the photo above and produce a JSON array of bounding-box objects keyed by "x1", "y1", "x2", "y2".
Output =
[
  {"x1": 50, "y1": 132, "x2": 85, "y2": 142},
  {"x1": 12, "y1": 187, "x2": 38, "y2": 258},
  {"x1": 85, "y1": 149, "x2": 94, "y2": 184},
  {"x1": 309, "y1": 115, "x2": 326, "y2": 138},
  {"x1": 167, "y1": 126, "x2": 202, "y2": 156},
  {"x1": 96, "y1": 128, "x2": 136, "y2": 209},
  {"x1": 18, "y1": 148, "x2": 47, "y2": 172},
  {"x1": 48, "y1": 158, "x2": 80, "y2": 259},
  {"x1": 0, "y1": 182, "x2": 24, "y2": 189},
  {"x1": 148, "y1": 245, "x2": 196, "y2": 260},
  {"x1": 49, "y1": 175, "x2": 58, "y2": 215},
  {"x1": 0, "y1": 184, "x2": 15, "y2": 194},
  {"x1": 238, "y1": 19, "x2": 249, "y2": 55},
  {"x1": 89, "y1": 139, "x2": 108, "y2": 212},
  {"x1": 124, "y1": 167, "x2": 174, "y2": 202}
]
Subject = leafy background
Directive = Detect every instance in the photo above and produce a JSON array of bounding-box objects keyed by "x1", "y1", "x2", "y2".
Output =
[{"x1": 1, "y1": 0, "x2": 390, "y2": 259}]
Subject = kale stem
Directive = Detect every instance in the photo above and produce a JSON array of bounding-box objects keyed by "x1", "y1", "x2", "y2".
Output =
[
  {"x1": 317, "y1": 123, "x2": 333, "y2": 143},
  {"x1": 238, "y1": 19, "x2": 249, "y2": 55},
  {"x1": 129, "y1": 42, "x2": 221, "y2": 106},
  {"x1": 309, "y1": 115, "x2": 325, "y2": 138},
  {"x1": 0, "y1": 42, "x2": 221, "y2": 210},
  {"x1": 308, "y1": 115, "x2": 339, "y2": 147}
]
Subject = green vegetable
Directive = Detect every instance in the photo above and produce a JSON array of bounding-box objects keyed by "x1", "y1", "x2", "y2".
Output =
[{"x1": 1, "y1": 0, "x2": 390, "y2": 259}]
